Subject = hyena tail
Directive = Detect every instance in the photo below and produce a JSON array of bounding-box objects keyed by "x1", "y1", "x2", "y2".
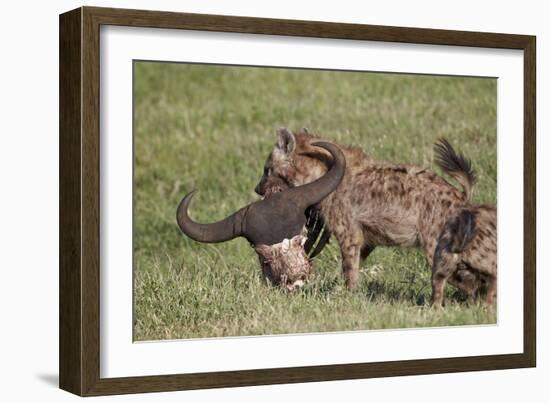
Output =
[
  {"x1": 434, "y1": 138, "x2": 476, "y2": 201},
  {"x1": 444, "y1": 209, "x2": 477, "y2": 254}
]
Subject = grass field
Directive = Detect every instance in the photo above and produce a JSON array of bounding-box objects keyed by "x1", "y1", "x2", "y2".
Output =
[{"x1": 133, "y1": 61, "x2": 497, "y2": 341}]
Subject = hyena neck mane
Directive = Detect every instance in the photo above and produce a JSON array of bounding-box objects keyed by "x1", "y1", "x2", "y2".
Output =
[{"x1": 285, "y1": 130, "x2": 369, "y2": 187}]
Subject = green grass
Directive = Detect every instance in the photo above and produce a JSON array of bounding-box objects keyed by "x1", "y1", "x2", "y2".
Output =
[{"x1": 133, "y1": 62, "x2": 497, "y2": 341}]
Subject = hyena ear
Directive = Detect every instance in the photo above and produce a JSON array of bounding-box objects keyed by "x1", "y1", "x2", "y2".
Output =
[{"x1": 276, "y1": 127, "x2": 296, "y2": 155}]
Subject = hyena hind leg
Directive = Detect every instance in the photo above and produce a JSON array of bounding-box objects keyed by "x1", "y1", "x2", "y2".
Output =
[
  {"x1": 432, "y1": 209, "x2": 477, "y2": 306},
  {"x1": 431, "y1": 249, "x2": 460, "y2": 307}
]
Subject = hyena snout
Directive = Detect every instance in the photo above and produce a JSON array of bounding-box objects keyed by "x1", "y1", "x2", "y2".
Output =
[
  {"x1": 254, "y1": 175, "x2": 268, "y2": 196},
  {"x1": 255, "y1": 175, "x2": 288, "y2": 197},
  {"x1": 254, "y1": 180, "x2": 264, "y2": 196}
]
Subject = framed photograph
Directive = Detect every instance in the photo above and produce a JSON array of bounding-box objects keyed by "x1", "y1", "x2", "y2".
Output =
[{"x1": 59, "y1": 6, "x2": 536, "y2": 396}]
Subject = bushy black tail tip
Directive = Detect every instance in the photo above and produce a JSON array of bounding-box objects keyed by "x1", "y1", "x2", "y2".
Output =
[{"x1": 434, "y1": 138, "x2": 476, "y2": 185}]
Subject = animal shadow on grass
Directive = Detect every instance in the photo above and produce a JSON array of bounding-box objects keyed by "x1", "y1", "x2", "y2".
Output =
[
  {"x1": 301, "y1": 276, "x2": 342, "y2": 297},
  {"x1": 361, "y1": 277, "x2": 471, "y2": 306},
  {"x1": 298, "y1": 268, "x2": 471, "y2": 305}
]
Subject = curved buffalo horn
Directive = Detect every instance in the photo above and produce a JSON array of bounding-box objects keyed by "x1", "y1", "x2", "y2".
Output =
[
  {"x1": 176, "y1": 141, "x2": 346, "y2": 246},
  {"x1": 285, "y1": 141, "x2": 346, "y2": 209},
  {"x1": 176, "y1": 191, "x2": 246, "y2": 243}
]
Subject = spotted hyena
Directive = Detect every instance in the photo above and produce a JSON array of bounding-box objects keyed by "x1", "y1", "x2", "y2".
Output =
[
  {"x1": 431, "y1": 204, "x2": 496, "y2": 305},
  {"x1": 255, "y1": 128, "x2": 497, "y2": 305}
]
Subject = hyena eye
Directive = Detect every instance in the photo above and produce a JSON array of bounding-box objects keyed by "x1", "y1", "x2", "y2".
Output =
[{"x1": 264, "y1": 167, "x2": 272, "y2": 176}]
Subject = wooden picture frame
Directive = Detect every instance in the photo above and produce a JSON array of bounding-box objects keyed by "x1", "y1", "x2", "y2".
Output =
[{"x1": 59, "y1": 6, "x2": 536, "y2": 396}]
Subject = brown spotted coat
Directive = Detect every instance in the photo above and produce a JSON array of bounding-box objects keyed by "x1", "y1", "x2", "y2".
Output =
[{"x1": 255, "y1": 128, "x2": 497, "y2": 305}]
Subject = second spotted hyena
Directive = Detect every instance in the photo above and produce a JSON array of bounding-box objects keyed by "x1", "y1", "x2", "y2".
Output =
[{"x1": 255, "y1": 128, "x2": 497, "y2": 305}]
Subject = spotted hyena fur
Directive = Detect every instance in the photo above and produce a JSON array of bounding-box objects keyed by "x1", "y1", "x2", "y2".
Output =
[
  {"x1": 432, "y1": 205, "x2": 496, "y2": 305},
  {"x1": 255, "y1": 128, "x2": 497, "y2": 305}
]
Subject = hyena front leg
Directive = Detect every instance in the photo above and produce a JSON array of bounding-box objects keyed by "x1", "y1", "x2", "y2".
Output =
[{"x1": 334, "y1": 224, "x2": 364, "y2": 289}]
